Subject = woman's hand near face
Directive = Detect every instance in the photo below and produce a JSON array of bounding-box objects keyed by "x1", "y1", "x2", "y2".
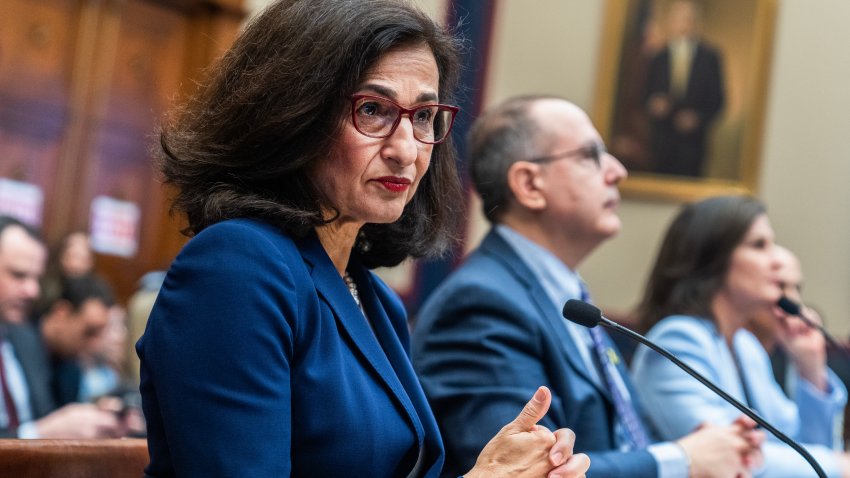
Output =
[
  {"x1": 777, "y1": 306, "x2": 828, "y2": 390},
  {"x1": 464, "y1": 387, "x2": 590, "y2": 478}
]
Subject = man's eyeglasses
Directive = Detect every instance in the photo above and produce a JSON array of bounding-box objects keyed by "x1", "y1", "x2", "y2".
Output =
[
  {"x1": 350, "y1": 94, "x2": 459, "y2": 144},
  {"x1": 526, "y1": 142, "x2": 607, "y2": 168}
]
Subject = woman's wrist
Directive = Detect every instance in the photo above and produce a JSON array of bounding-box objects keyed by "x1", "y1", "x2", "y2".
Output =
[{"x1": 795, "y1": 360, "x2": 828, "y2": 391}]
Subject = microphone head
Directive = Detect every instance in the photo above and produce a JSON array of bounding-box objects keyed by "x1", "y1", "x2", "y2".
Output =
[
  {"x1": 777, "y1": 296, "x2": 801, "y2": 316},
  {"x1": 562, "y1": 299, "x2": 602, "y2": 328}
]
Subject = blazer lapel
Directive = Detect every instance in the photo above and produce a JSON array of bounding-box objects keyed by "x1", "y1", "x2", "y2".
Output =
[
  {"x1": 296, "y1": 236, "x2": 427, "y2": 454},
  {"x1": 353, "y1": 265, "x2": 443, "y2": 476},
  {"x1": 478, "y1": 231, "x2": 612, "y2": 400}
]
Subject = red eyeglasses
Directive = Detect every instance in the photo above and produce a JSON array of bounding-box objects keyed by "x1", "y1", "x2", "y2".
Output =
[{"x1": 350, "y1": 94, "x2": 459, "y2": 144}]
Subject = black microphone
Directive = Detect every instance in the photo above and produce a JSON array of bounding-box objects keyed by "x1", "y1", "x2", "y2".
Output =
[
  {"x1": 562, "y1": 299, "x2": 828, "y2": 478},
  {"x1": 777, "y1": 297, "x2": 846, "y2": 354}
]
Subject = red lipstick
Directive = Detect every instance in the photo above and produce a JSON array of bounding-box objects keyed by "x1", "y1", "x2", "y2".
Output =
[{"x1": 374, "y1": 176, "x2": 411, "y2": 192}]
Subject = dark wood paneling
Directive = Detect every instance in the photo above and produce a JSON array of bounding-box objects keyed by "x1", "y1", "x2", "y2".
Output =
[
  {"x1": 0, "y1": 0, "x2": 245, "y2": 303},
  {"x1": 0, "y1": 0, "x2": 81, "y2": 229},
  {"x1": 0, "y1": 0, "x2": 78, "y2": 105},
  {"x1": 77, "y1": 1, "x2": 191, "y2": 300}
]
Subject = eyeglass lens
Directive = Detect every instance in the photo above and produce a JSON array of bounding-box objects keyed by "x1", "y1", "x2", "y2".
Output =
[
  {"x1": 353, "y1": 96, "x2": 454, "y2": 143},
  {"x1": 587, "y1": 143, "x2": 605, "y2": 166}
]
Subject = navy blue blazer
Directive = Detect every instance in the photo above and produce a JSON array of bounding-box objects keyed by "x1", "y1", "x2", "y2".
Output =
[
  {"x1": 412, "y1": 230, "x2": 657, "y2": 478},
  {"x1": 137, "y1": 219, "x2": 444, "y2": 477}
]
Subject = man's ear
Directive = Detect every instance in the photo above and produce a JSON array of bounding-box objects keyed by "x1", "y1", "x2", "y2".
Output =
[{"x1": 506, "y1": 161, "x2": 547, "y2": 211}]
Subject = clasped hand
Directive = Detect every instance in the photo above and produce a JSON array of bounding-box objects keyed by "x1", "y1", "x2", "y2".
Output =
[
  {"x1": 677, "y1": 415, "x2": 765, "y2": 478},
  {"x1": 464, "y1": 386, "x2": 590, "y2": 478}
]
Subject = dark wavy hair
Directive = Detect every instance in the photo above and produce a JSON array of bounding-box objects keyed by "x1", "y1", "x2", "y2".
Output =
[
  {"x1": 636, "y1": 195, "x2": 766, "y2": 332},
  {"x1": 156, "y1": 0, "x2": 463, "y2": 268}
]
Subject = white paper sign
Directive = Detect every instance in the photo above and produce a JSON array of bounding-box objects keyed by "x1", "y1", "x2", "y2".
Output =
[
  {"x1": 0, "y1": 178, "x2": 43, "y2": 226},
  {"x1": 90, "y1": 196, "x2": 140, "y2": 257}
]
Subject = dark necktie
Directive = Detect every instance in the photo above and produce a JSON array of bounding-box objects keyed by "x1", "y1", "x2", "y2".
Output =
[
  {"x1": 580, "y1": 283, "x2": 649, "y2": 450},
  {"x1": 0, "y1": 339, "x2": 20, "y2": 430}
]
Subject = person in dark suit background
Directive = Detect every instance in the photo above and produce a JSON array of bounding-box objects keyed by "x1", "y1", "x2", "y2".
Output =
[
  {"x1": 412, "y1": 96, "x2": 762, "y2": 478},
  {"x1": 645, "y1": 0, "x2": 725, "y2": 177},
  {"x1": 0, "y1": 216, "x2": 122, "y2": 438},
  {"x1": 37, "y1": 274, "x2": 114, "y2": 406},
  {"x1": 0, "y1": 217, "x2": 54, "y2": 435},
  {"x1": 136, "y1": 1, "x2": 589, "y2": 477}
]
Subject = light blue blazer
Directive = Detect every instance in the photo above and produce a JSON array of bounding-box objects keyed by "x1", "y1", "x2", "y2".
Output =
[
  {"x1": 632, "y1": 315, "x2": 847, "y2": 478},
  {"x1": 137, "y1": 219, "x2": 444, "y2": 477}
]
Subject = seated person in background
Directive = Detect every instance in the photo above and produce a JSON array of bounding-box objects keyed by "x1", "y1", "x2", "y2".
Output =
[
  {"x1": 78, "y1": 304, "x2": 127, "y2": 403},
  {"x1": 631, "y1": 195, "x2": 850, "y2": 478},
  {"x1": 745, "y1": 246, "x2": 798, "y2": 368},
  {"x1": 80, "y1": 304, "x2": 146, "y2": 437},
  {"x1": 39, "y1": 276, "x2": 145, "y2": 437},
  {"x1": 125, "y1": 271, "x2": 165, "y2": 387},
  {"x1": 35, "y1": 231, "x2": 95, "y2": 318},
  {"x1": 746, "y1": 246, "x2": 850, "y2": 398},
  {"x1": 412, "y1": 95, "x2": 761, "y2": 478},
  {"x1": 0, "y1": 216, "x2": 123, "y2": 438},
  {"x1": 38, "y1": 274, "x2": 114, "y2": 406}
]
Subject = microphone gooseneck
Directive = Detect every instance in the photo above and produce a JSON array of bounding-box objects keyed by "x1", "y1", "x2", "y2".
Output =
[{"x1": 562, "y1": 299, "x2": 828, "y2": 478}]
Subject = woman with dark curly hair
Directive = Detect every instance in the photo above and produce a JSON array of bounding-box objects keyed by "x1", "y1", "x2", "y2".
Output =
[{"x1": 136, "y1": 1, "x2": 589, "y2": 477}]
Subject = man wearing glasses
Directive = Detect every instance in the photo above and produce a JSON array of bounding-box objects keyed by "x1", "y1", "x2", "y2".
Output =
[{"x1": 411, "y1": 96, "x2": 760, "y2": 478}]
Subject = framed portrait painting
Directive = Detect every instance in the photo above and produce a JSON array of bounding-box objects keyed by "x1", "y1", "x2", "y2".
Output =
[{"x1": 593, "y1": 0, "x2": 777, "y2": 201}]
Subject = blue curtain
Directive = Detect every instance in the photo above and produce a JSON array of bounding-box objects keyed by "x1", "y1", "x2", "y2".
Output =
[{"x1": 403, "y1": 0, "x2": 497, "y2": 320}]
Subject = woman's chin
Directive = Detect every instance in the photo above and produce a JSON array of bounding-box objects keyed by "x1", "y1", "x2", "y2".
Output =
[
  {"x1": 362, "y1": 212, "x2": 404, "y2": 225},
  {"x1": 363, "y1": 204, "x2": 406, "y2": 225}
]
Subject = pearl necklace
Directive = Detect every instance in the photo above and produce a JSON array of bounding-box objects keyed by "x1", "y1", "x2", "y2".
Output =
[{"x1": 343, "y1": 272, "x2": 360, "y2": 306}]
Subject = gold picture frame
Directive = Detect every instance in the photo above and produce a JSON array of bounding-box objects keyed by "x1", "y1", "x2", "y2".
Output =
[{"x1": 593, "y1": 0, "x2": 777, "y2": 201}]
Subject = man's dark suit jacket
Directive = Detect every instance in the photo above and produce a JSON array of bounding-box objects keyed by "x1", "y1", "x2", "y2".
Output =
[
  {"x1": 50, "y1": 358, "x2": 82, "y2": 407},
  {"x1": 412, "y1": 230, "x2": 658, "y2": 478},
  {"x1": 0, "y1": 323, "x2": 57, "y2": 437},
  {"x1": 644, "y1": 41, "x2": 725, "y2": 177}
]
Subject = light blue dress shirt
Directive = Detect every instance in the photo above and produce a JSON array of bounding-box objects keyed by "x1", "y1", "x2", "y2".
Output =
[
  {"x1": 632, "y1": 315, "x2": 847, "y2": 478},
  {"x1": 496, "y1": 225, "x2": 689, "y2": 478}
]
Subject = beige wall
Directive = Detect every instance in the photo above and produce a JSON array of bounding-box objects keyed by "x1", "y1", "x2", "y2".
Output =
[
  {"x1": 482, "y1": 0, "x2": 850, "y2": 335},
  {"x1": 759, "y1": 0, "x2": 850, "y2": 336},
  {"x1": 249, "y1": 0, "x2": 850, "y2": 336}
]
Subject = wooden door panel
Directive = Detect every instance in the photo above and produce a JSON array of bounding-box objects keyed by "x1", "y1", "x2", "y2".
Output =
[
  {"x1": 80, "y1": 0, "x2": 191, "y2": 301},
  {"x1": 0, "y1": 0, "x2": 244, "y2": 303},
  {"x1": 0, "y1": 0, "x2": 80, "y2": 227},
  {"x1": 0, "y1": 0, "x2": 78, "y2": 105}
]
